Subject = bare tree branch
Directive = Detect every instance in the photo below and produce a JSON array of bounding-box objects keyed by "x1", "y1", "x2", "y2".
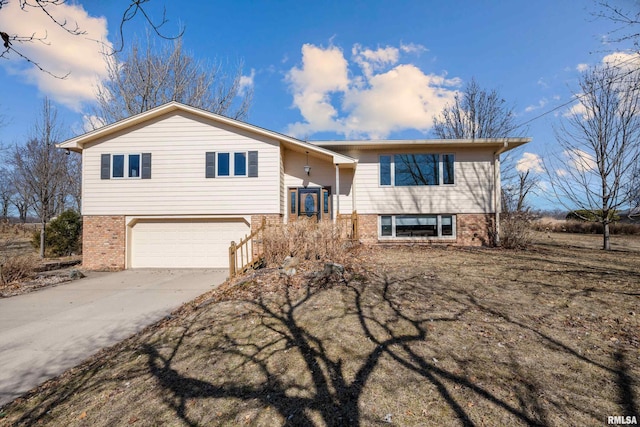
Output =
[
  {"x1": 92, "y1": 36, "x2": 253, "y2": 125},
  {"x1": 0, "y1": 0, "x2": 184, "y2": 76}
]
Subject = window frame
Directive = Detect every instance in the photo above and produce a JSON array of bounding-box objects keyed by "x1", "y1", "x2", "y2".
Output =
[
  {"x1": 441, "y1": 153, "x2": 455, "y2": 186},
  {"x1": 378, "y1": 214, "x2": 456, "y2": 239},
  {"x1": 378, "y1": 153, "x2": 455, "y2": 186},
  {"x1": 217, "y1": 151, "x2": 248, "y2": 177},
  {"x1": 111, "y1": 153, "x2": 142, "y2": 179}
]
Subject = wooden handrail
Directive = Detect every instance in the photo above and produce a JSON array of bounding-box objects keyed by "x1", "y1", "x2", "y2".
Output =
[{"x1": 229, "y1": 217, "x2": 266, "y2": 278}]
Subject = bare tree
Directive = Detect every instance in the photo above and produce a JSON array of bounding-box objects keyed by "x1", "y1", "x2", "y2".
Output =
[
  {"x1": 432, "y1": 78, "x2": 519, "y2": 140},
  {"x1": 501, "y1": 170, "x2": 537, "y2": 213},
  {"x1": 92, "y1": 37, "x2": 252, "y2": 125},
  {"x1": 432, "y1": 78, "x2": 537, "y2": 213},
  {"x1": 65, "y1": 152, "x2": 81, "y2": 212},
  {"x1": 549, "y1": 62, "x2": 640, "y2": 250},
  {"x1": 0, "y1": 166, "x2": 13, "y2": 219},
  {"x1": 10, "y1": 98, "x2": 68, "y2": 257},
  {"x1": 0, "y1": 0, "x2": 182, "y2": 77}
]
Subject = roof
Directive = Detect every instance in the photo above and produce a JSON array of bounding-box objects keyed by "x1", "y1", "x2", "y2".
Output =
[
  {"x1": 57, "y1": 102, "x2": 357, "y2": 166},
  {"x1": 312, "y1": 138, "x2": 531, "y2": 154}
]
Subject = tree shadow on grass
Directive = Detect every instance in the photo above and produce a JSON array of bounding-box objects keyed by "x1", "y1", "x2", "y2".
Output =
[{"x1": 139, "y1": 271, "x2": 553, "y2": 426}]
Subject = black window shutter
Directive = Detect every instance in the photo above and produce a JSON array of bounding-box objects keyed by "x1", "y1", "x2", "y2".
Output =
[
  {"x1": 100, "y1": 154, "x2": 110, "y2": 180},
  {"x1": 141, "y1": 153, "x2": 152, "y2": 179},
  {"x1": 206, "y1": 152, "x2": 216, "y2": 178},
  {"x1": 248, "y1": 151, "x2": 258, "y2": 177}
]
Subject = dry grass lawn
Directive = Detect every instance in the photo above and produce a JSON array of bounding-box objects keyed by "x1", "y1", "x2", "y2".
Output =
[{"x1": 0, "y1": 232, "x2": 639, "y2": 426}]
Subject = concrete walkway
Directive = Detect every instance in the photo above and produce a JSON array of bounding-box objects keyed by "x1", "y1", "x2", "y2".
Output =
[{"x1": 0, "y1": 269, "x2": 226, "y2": 407}]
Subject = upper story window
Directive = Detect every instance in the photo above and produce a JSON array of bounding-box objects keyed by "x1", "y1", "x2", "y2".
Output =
[
  {"x1": 112, "y1": 154, "x2": 141, "y2": 179},
  {"x1": 217, "y1": 151, "x2": 247, "y2": 177},
  {"x1": 379, "y1": 153, "x2": 455, "y2": 186},
  {"x1": 101, "y1": 153, "x2": 151, "y2": 180},
  {"x1": 206, "y1": 151, "x2": 258, "y2": 178}
]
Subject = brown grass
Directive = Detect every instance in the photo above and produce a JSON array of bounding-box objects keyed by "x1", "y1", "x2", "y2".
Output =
[
  {"x1": 0, "y1": 233, "x2": 638, "y2": 426},
  {"x1": 534, "y1": 217, "x2": 640, "y2": 235},
  {"x1": 0, "y1": 254, "x2": 39, "y2": 285}
]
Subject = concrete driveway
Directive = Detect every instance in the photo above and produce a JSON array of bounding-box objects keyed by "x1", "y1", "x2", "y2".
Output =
[{"x1": 0, "y1": 268, "x2": 227, "y2": 407}]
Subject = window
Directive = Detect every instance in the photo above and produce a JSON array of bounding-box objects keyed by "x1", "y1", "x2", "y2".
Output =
[
  {"x1": 381, "y1": 215, "x2": 392, "y2": 236},
  {"x1": 217, "y1": 152, "x2": 247, "y2": 177},
  {"x1": 442, "y1": 154, "x2": 455, "y2": 185},
  {"x1": 379, "y1": 215, "x2": 455, "y2": 239},
  {"x1": 112, "y1": 155, "x2": 125, "y2": 178},
  {"x1": 217, "y1": 153, "x2": 230, "y2": 176},
  {"x1": 128, "y1": 154, "x2": 140, "y2": 178},
  {"x1": 395, "y1": 154, "x2": 438, "y2": 186},
  {"x1": 112, "y1": 154, "x2": 140, "y2": 179},
  {"x1": 380, "y1": 155, "x2": 391, "y2": 186},
  {"x1": 101, "y1": 153, "x2": 150, "y2": 180},
  {"x1": 379, "y1": 154, "x2": 455, "y2": 186},
  {"x1": 234, "y1": 152, "x2": 247, "y2": 176}
]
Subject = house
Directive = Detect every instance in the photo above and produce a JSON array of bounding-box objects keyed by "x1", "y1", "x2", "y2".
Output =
[{"x1": 57, "y1": 102, "x2": 530, "y2": 271}]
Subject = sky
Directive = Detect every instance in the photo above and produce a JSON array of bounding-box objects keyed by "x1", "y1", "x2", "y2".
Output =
[{"x1": 0, "y1": 0, "x2": 637, "y2": 209}]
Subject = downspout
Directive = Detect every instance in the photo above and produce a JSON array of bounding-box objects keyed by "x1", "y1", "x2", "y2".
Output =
[
  {"x1": 335, "y1": 164, "x2": 340, "y2": 222},
  {"x1": 494, "y1": 141, "x2": 509, "y2": 246}
]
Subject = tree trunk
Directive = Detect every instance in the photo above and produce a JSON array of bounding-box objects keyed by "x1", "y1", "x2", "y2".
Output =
[
  {"x1": 40, "y1": 221, "x2": 46, "y2": 259},
  {"x1": 603, "y1": 221, "x2": 611, "y2": 251}
]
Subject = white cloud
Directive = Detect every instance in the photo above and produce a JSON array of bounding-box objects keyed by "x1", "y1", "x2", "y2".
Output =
[
  {"x1": 525, "y1": 98, "x2": 548, "y2": 113},
  {"x1": 516, "y1": 152, "x2": 544, "y2": 173},
  {"x1": 536, "y1": 77, "x2": 549, "y2": 88},
  {"x1": 576, "y1": 63, "x2": 589, "y2": 72},
  {"x1": 285, "y1": 42, "x2": 461, "y2": 139},
  {"x1": 238, "y1": 69, "x2": 255, "y2": 96},
  {"x1": 399, "y1": 42, "x2": 428, "y2": 54},
  {"x1": 564, "y1": 148, "x2": 596, "y2": 173},
  {"x1": 563, "y1": 93, "x2": 588, "y2": 119},
  {"x1": 0, "y1": 1, "x2": 111, "y2": 111},
  {"x1": 602, "y1": 51, "x2": 640, "y2": 69}
]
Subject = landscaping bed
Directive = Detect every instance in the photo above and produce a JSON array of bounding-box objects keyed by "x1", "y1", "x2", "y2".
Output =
[{"x1": 0, "y1": 233, "x2": 638, "y2": 426}]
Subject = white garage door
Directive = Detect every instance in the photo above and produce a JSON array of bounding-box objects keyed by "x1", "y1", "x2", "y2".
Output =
[{"x1": 130, "y1": 219, "x2": 250, "y2": 268}]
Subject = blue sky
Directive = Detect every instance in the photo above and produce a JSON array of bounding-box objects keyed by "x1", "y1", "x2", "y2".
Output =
[{"x1": 0, "y1": 0, "x2": 636, "y2": 208}]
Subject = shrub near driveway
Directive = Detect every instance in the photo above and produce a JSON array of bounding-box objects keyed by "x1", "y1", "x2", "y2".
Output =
[{"x1": 1, "y1": 236, "x2": 639, "y2": 426}]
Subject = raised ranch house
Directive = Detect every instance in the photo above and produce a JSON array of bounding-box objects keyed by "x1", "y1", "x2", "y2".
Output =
[{"x1": 57, "y1": 102, "x2": 530, "y2": 271}]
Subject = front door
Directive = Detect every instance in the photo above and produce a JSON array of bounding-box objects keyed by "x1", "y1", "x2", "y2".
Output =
[{"x1": 289, "y1": 187, "x2": 331, "y2": 221}]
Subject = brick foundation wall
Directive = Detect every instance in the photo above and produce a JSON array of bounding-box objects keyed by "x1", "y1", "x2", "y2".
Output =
[
  {"x1": 457, "y1": 214, "x2": 495, "y2": 246},
  {"x1": 250, "y1": 214, "x2": 283, "y2": 234},
  {"x1": 83, "y1": 215, "x2": 126, "y2": 271},
  {"x1": 358, "y1": 214, "x2": 378, "y2": 245},
  {"x1": 355, "y1": 213, "x2": 496, "y2": 247}
]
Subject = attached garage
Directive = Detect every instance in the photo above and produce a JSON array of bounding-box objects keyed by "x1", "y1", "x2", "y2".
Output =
[{"x1": 129, "y1": 218, "x2": 250, "y2": 268}]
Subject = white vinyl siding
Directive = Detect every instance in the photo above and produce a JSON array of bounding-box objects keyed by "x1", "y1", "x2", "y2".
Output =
[
  {"x1": 82, "y1": 112, "x2": 280, "y2": 216},
  {"x1": 349, "y1": 149, "x2": 494, "y2": 214}
]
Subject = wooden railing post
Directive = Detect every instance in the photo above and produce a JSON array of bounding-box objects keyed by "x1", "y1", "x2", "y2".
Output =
[
  {"x1": 229, "y1": 241, "x2": 237, "y2": 278},
  {"x1": 352, "y1": 211, "x2": 358, "y2": 240}
]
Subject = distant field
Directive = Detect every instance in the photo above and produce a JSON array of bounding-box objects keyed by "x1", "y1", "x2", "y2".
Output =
[
  {"x1": 1, "y1": 231, "x2": 638, "y2": 426},
  {"x1": 532, "y1": 229, "x2": 640, "y2": 252},
  {"x1": 0, "y1": 224, "x2": 38, "y2": 257}
]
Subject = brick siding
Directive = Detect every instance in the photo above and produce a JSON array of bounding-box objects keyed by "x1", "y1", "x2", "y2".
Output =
[
  {"x1": 356, "y1": 213, "x2": 496, "y2": 247},
  {"x1": 457, "y1": 213, "x2": 495, "y2": 246},
  {"x1": 82, "y1": 215, "x2": 126, "y2": 271}
]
